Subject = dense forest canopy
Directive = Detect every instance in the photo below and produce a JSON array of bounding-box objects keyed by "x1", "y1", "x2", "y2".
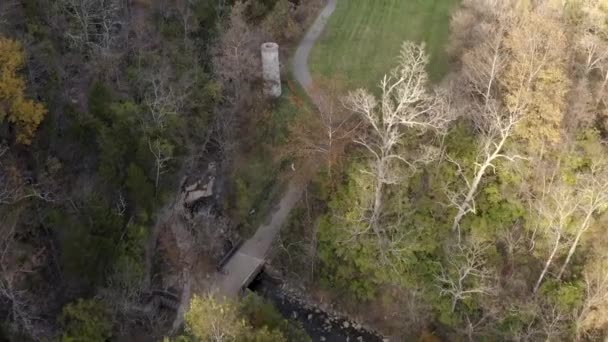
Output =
[
  {"x1": 1, "y1": 0, "x2": 608, "y2": 341},
  {"x1": 0, "y1": 0, "x2": 319, "y2": 340},
  {"x1": 301, "y1": 0, "x2": 608, "y2": 340}
]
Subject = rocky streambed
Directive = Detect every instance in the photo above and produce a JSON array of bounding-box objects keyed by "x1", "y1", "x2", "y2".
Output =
[{"x1": 248, "y1": 273, "x2": 385, "y2": 342}]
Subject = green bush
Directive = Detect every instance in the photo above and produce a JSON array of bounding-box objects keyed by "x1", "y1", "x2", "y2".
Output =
[
  {"x1": 109, "y1": 223, "x2": 147, "y2": 292},
  {"x1": 126, "y1": 163, "x2": 156, "y2": 220},
  {"x1": 241, "y1": 293, "x2": 310, "y2": 342},
  {"x1": 232, "y1": 151, "x2": 280, "y2": 234},
  {"x1": 541, "y1": 280, "x2": 585, "y2": 312},
  {"x1": 49, "y1": 197, "x2": 124, "y2": 287},
  {"x1": 60, "y1": 298, "x2": 112, "y2": 342}
]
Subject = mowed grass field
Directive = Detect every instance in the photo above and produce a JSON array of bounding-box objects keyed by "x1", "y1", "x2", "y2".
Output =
[{"x1": 310, "y1": 0, "x2": 458, "y2": 88}]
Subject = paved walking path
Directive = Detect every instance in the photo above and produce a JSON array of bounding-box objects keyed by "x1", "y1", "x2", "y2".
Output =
[
  {"x1": 214, "y1": 0, "x2": 337, "y2": 297},
  {"x1": 293, "y1": 0, "x2": 337, "y2": 90}
]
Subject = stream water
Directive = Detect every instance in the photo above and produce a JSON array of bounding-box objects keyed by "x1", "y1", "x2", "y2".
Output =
[{"x1": 248, "y1": 272, "x2": 384, "y2": 342}]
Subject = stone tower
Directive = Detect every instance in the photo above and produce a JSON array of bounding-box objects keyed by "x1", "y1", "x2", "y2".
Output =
[{"x1": 261, "y1": 42, "x2": 282, "y2": 98}]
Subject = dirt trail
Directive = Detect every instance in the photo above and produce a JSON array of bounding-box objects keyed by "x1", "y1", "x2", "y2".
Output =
[{"x1": 214, "y1": 0, "x2": 337, "y2": 297}]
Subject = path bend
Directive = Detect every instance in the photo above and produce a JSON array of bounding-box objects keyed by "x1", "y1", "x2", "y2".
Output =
[
  {"x1": 293, "y1": 0, "x2": 337, "y2": 90},
  {"x1": 213, "y1": 0, "x2": 337, "y2": 298}
]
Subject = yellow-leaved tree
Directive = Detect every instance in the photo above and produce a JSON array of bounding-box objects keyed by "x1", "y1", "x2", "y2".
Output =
[
  {"x1": 184, "y1": 294, "x2": 248, "y2": 341},
  {"x1": 503, "y1": 11, "x2": 569, "y2": 152},
  {"x1": 0, "y1": 36, "x2": 46, "y2": 145}
]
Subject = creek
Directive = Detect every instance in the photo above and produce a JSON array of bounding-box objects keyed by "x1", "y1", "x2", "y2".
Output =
[{"x1": 248, "y1": 272, "x2": 384, "y2": 342}]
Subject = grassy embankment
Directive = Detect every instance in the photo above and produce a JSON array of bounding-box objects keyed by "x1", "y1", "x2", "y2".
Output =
[{"x1": 310, "y1": 0, "x2": 457, "y2": 88}]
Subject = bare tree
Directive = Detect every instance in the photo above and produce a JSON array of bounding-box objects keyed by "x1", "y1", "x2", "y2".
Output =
[
  {"x1": 446, "y1": 22, "x2": 525, "y2": 239},
  {"x1": 59, "y1": 0, "x2": 124, "y2": 55},
  {"x1": 557, "y1": 161, "x2": 608, "y2": 279},
  {"x1": 537, "y1": 300, "x2": 568, "y2": 341},
  {"x1": 289, "y1": 79, "x2": 359, "y2": 177},
  {"x1": 579, "y1": 32, "x2": 608, "y2": 76},
  {"x1": 448, "y1": 103, "x2": 522, "y2": 239},
  {"x1": 447, "y1": 0, "x2": 514, "y2": 57},
  {"x1": 575, "y1": 21, "x2": 608, "y2": 119},
  {"x1": 210, "y1": 106, "x2": 238, "y2": 165},
  {"x1": 436, "y1": 241, "x2": 495, "y2": 312},
  {"x1": 574, "y1": 256, "x2": 608, "y2": 340},
  {"x1": 345, "y1": 42, "x2": 450, "y2": 234},
  {"x1": 577, "y1": 0, "x2": 608, "y2": 105},
  {"x1": 460, "y1": 308, "x2": 498, "y2": 342},
  {"x1": 0, "y1": 217, "x2": 48, "y2": 339},
  {"x1": 0, "y1": 163, "x2": 54, "y2": 205},
  {"x1": 532, "y1": 178, "x2": 580, "y2": 293},
  {"x1": 60, "y1": 0, "x2": 95, "y2": 48},
  {"x1": 460, "y1": 22, "x2": 506, "y2": 105},
  {"x1": 175, "y1": 0, "x2": 195, "y2": 47},
  {"x1": 212, "y1": 0, "x2": 263, "y2": 103},
  {"x1": 142, "y1": 67, "x2": 186, "y2": 132},
  {"x1": 0, "y1": 181, "x2": 54, "y2": 205},
  {"x1": 139, "y1": 63, "x2": 192, "y2": 192},
  {"x1": 502, "y1": 301, "x2": 544, "y2": 342},
  {"x1": 148, "y1": 137, "x2": 173, "y2": 194}
]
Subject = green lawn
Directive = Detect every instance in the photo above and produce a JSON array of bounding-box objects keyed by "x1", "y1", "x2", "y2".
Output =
[{"x1": 310, "y1": 0, "x2": 458, "y2": 88}]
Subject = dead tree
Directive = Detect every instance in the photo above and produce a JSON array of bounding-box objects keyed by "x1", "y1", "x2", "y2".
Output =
[
  {"x1": 579, "y1": 32, "x2": 608, "y2": 76},
  {"x1": 289, "y1": 79, "x2": 359, "y2": 178},
  {"x1": 212, "y1": 0, "x2": 262, "y2": 103},
  {"x1": 533, "y1": 180, "x2": 580, "y2": 293},
  {"x1": 447, "y1": 23, "x2": 524, "y2": 239},
  {"x1": 538, "y1": 300, "x2": 567, "y2": 341},
  {"x1": 574, "y1": 256, "x2": 608, "y2": 340},
  {"x1": 0, "y1": 217, "x2": 47, "y2": 339},
  {"x1": 148, "y1": 137, "x2": 173, "y2": 194},
  {"x1": 436, "y1": 241, "x2": 495, "y2": 312},
  {"x1": 140, "y1": 64, "x2": 191, "y2": 192},
  {"x1": 175, "y1": 0, "x2": 195, "y2": 48},
  {"x1": 0, "y1": 162, "x2": 54, "y2": 205},
  {"x1": 59, "y1": 0, "x2": 124, "y2": 55},
  {"x1": 142, "y1": 67, "x2": 185, "y2": 132},
  {"x1": 460, "y1": 307, "x2": 498, "y2": 342},
  {"x1": 448, "y1": 103, "x2": 522, "y2": 240},
  {"x1": 345, "y1": 41, "x2": 450, "y2": 235},
  {"x1": 557, "y1": 162, "x2": 608, "y2": 280}
]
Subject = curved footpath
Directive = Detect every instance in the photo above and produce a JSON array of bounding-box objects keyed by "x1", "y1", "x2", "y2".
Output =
[
  {"x1": 213, "y1": 0, "x2": 337, "y2": 297},
  {"x1": 293, "y1": 0, "x2": 338, "y2": 90}
]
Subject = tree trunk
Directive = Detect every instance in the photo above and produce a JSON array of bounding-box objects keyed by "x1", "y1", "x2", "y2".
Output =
[
  {"x1": 534, "y1": 231, "x2": 561, "y2": 293},
  {"x1": 451, "y1": 163, "x2": 490, "y2": 234},
  {"x1": 557, "y1": 211, "x2": 593, "y2": 280},
  {"x1": 451, "y1": 131, "x2": 511, "y2": 238},
  {"x1": 599, "y1": 70, "x2": 608, "y2": 98},
  {"x1": 370, "y1": 169, "x2": 384, "y2": 234},
  {"x1": 155, "y1": 160, "x2": 161, "y2": 195}
]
